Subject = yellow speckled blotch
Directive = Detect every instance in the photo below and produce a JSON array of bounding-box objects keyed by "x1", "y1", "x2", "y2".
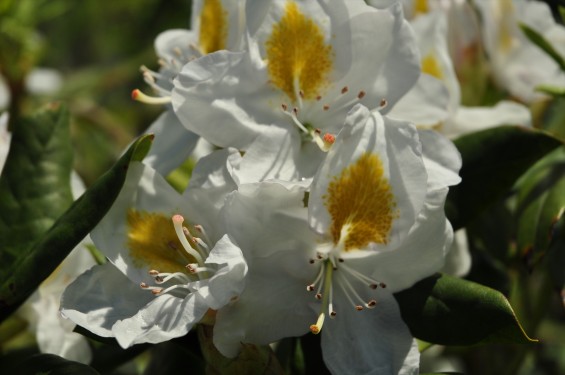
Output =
[
  {"x1": 126, "y1": 209, "x2": 193, "y2": 273},
  {"x1": 324, "y1": 153, "x2": 396, "y2": 251},
  {"x1": 265, "y1": 1, "x2": 333, "y2": 102},
  {"x1": 199, "y1": 0, "x2": 228, "y2": 54},
  {"x1": 421, "y1": 53, "x2": 443, "y2": 80}
]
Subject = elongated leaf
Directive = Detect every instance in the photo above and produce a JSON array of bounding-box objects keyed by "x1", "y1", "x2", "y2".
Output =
[
  {"x1": 394, "y1": 273, "x2": 536, "y2": 345},
  {"x1": 446, "y1": 126, "x2": 562, "y2": 230},
  {"x1": 0, "y1": 131, "x2": 153, "y2": 322},
  {"x1": 516, "y1": 148, "x2": 565, "y2": 267},
  {"x1": 536, "y1": 84, "x2": 565, "y2": 97},
  {"x1": 519, "y1": 23, "x2": 565, "y2": 72},
  {"x1": 0, "y1": 103, "x2": 73, "y2": 274},
  {"x1": 3, "y1": 353, "x2": 100, "y2": 375}
]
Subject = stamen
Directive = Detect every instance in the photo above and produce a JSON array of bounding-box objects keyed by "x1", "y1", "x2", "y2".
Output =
[
  {"x1": 341, "y1": 86, "x2": 349, "y2": 94},
  {"x1": 357, "y1": 90, "x2": 366, "y2": 99},
  {"x1": 131, "y1": 89, "x2": 172, "y2": 105},
  {"x1": 339, "y1": 263, "x2": 384, "y2": 290},
  {"x1": 282, "y1": 106, "x2": 310, "y2": 133},
  {"x1": 172, "y1": 215, "x2": 204, "y2": 265},
  {"x1": 336, "y1": 272, "x2": 373, "y2": 310}
]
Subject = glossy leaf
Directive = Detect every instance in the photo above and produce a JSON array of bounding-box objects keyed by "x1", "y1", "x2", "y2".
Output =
[
  {"x1": 0, "y1": 103, "x2": 73, "y2": 273},
  {"x1": 516, "y1": 148, "x2": 565, "y2": 269},
  {"x1": 519, "y1": 23, "x2": 565, "y2": 72},
  {"x1": 446, "y1": 126, "x2": 562, "y2": 230},
  {"x1": 395, "y1": 273, "x2": 536, "y2": 346},
  {"x1": 0, "y1": 131, "x2": 153, "y2": 322},
  {"x1": 3, "y1": 353, "x2": 100, "y2": 375}
]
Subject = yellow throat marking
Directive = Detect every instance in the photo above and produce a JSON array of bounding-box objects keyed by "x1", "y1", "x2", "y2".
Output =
[
  {"x1": 325, "y1": 153, "x2": 396, "y2": 251},
  {"x1": 127, "y1": 209, "x2": 192, "y2": 273},
  {"x1": 413, "y1": 0, "x2": 429, "y2": 15},
  {"x1": 421, "y1": 53, "x2": 443, "y2": 80},
  {"x1": 199, "y1": 0, "x2": 228, "y2": 54},
  {"x1": 265, "y1": 1, "x2": 333, "y2": 102}
]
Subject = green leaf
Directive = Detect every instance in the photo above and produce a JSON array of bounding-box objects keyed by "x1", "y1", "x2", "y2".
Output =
[
  {"x1": 0, "y1": 131, "x2": 153, "y2": 322},
  {"x1": 446, "y1": 126, "x2": 562, "y2": 230},
  {"x1": 519, "y1": 23, "x2": 565, "y2": 72},
  {"x1": 515, "y1": 148, "x2": 565, "y2": 269},
  {"x1": 394, "y1": 273, "x2": 536, "y2": 345},
  {"x1": 0, "y1": 103, "x2": 73, "y2": 270},
  {"x1": 2, "y1": 353, "x2": 100, "y2": 375}
]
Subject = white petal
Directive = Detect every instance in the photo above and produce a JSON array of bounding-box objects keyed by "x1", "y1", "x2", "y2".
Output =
[
  {"x1": 142, "y1": 110, "x2": 200, "y2": 176},
  {"x1": 447, "y1": 101, "x2": 532, "y2": 137},
  {"x1": 321, "y1": 291, "x2": 419, "y2": 375},
  {"x1": 309, "y1": 105, "x2": 428, "y2": 250},
  {"x1": 213, "y1": 250, "x2": 315, "y2": 358},
  {"x1": 417, "y1": 129, "x2": 462, "y2": 192},
  {"x1": 198, "y1": 234, "x2": 248, "y2": 310},
  {"x1": 387, "y1": 73, "x2": 450, "y2": 126},
  {"x1": 90, "y1": 162, "x2": 189, "y2": 284},
  {"x1": 441, "y1": 229, "x2": 471, "y2": 277},
  {"x1": 366, "y1": 188, "x2": 453, "y2": 292},
  {"x1": 112, "y1": 292, "x2": 207, "y2": 348},
  {"x1": 60, "y1": 263, "x2": 154, "y2": 339},
  {"x1": 223, "y1": 181, "x2": 313, "y2": 259}
]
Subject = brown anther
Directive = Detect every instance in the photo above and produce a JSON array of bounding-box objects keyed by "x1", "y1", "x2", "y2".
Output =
[
  {"x1": 369, "y1": 283, "x2": 378, "y2": 289},
  {"x1": 323, "y1": 104, "x2": 330, "y2": 111},
  {"x1": 330, "y1": 311, "x2": 337, "y2": 317},
  {"x1": 316, "y1": 95, "x2": 322, "y2": 101},
  {"x1": 149, "y1": 270, "x2": 159, "y2": 276},
  {"x1": 299, "y1": 90, "x2": 305, "y2": 98},
  {"x1": 355, "y1": 305, "x2": 364, "y2": 311},
  {"x1": 379, "y1": 282, "x2": 387, "y2": 288},
  {"x1": 140, "y1": 282, "x2": 148, "y2": 288},
  {"x1": 316, "y1": 253, "x2": 324, "y2": 259},
  {"x1": 358, "y1": 90, "x2": 366, "y2": 99},
  {"x1": 307, "y1": 285, "x2": 315, "y2": 291},
  {"x1": 155, "y1": 276, "x2": 164, "y2": 283},
  {"x1": 309, "y1": 259, "x2": 316, "y2": 264},
  {"x1": 341, "y1": 86, "x2": 349, "y2": 94},
  {"x1": 338, "y1": 258, "x2": 344, "y2": 263},
  {"x1": 293, "y1": 107, "x2": 299, "y2": 115},
  {"x1": 367, "y1": 300, "x2": 377, "y2": 307},
  {"x1": 315, "y1": 293, "x2": 322, "y2": 300},
  {"x1": 151, "y1": 289, "x2": 163, "y2": 295},
  {"x1": 281, "y1": 103, "x2": 288, "y2": 111},
  {"x1": 380, "y1": 98, "x2": 388, "y2": 107}
]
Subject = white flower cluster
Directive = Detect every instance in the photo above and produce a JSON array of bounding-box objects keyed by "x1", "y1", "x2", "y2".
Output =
[{"x1": 56, "y1": 0, "x2": 560, "y2": 373}]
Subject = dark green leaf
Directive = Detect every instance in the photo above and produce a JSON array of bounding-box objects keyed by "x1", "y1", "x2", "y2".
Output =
[
  {"x1": 0, "y1": 103, "x2": 73, "y2": 273},
  {"x1": 446, "y1": 126, "x2": 562, "y2": 230},
  {"x1": 519, "y1": 23, "x2": 565, "y2": 72},
  {"x1": 143, "y1": 341, "x2": 204, "y2": 375},
  {"x1": 395, "y1": 273, "x2": 536, "y2": 345},
  {"x1": 4, "y1": 353, "x2": 100, "y2": 375},
  {"x1": 0, "y1": 133, "x2": 153, "y2": 322},
  {"x1": 516, "y1": 148, "x2": 565, "y2": 268}
]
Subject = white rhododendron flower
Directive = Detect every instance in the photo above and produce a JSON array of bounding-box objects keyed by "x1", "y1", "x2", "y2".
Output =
[
  {"x1": 136, "y1": 0, "x2": 247, "y2": 175},
  {"x1": 390, "y1": 4, "x2": 531, "y2": 137},
  {"x1": 475, "y1": 0, "x2": 565, "y2": 103},
  {"x1": 61, "y1": 151, "x2": 247, "y2": 348},
  {"x1": 213, "y1": 105, "x2": 461, "y2": 374},
  {"x1": 172, "y1": 0, "x2": 427, "y2": 177}
]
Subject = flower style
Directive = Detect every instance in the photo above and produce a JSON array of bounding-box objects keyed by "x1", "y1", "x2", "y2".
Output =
[
  {"x1": 60, "y1": 150, "x2": 247, "y2": 348},
  {"x1": 475, "y1": 0, "x2": 565, "y2": 103},
  {"x1": 135, "y1": 0, "x2": 246, "y2": 175},
  {"x1": 172, "y1": 0, "x2": 426, "y2": 177},
  {"x1": 214, "y1": 104, "x2": 461, "y2": 374}
]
